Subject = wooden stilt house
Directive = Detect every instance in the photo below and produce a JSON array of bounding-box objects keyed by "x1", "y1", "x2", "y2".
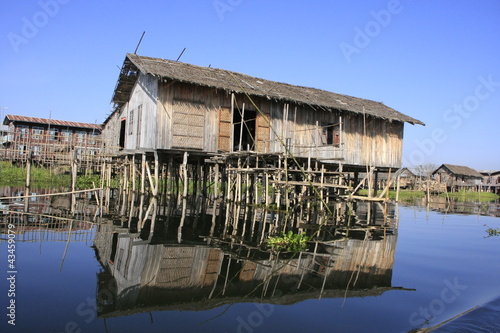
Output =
[
  {"x1": 432, "y1": 164, "x2": 483, "y2": 192},
  {"x1": 102, "y1": 54, "x2": 424, "y2": 172}
]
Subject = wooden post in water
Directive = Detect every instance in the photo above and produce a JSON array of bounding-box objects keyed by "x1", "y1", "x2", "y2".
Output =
[
  {"x1": 70, "y1": 149, "x2": 78, "y2": 214},
  {"x1": 147, "y1": 197, "x2": 158, "y2": 242},
  {"x1": 131, "y1": 155, "x2": 136, "y2": 192},
  {"x1": 100, "y1": 160, "x2": 106, "y2": 213},
  {"x1": 395, "y1": 174, "x2": 401, "y2": 203},
  {"x1": 141, "y1": 153, "x2": 146, "y2": 194},
  {"x1": 178, "y1": 151, "x2": 189, "y2": 243},
  {"x1": 209, "y1": 163, "x2": 220, "y2": 237},
  {"x1": 25, "y1": 150, "x2": 32, "y2": 189},
  {"x1": 24, "y1": 150, "x2": 32, "y2": 212},
  {"x1": 154, "y1": 151, "x2": 159, "y2": 196}
]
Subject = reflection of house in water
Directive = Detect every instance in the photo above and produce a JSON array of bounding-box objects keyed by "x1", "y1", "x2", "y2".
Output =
[
  {"x1": 409, "y1": 196, "x2": 500, "y2": 218},
  {"x1": 93, "y1": 214, "x2": 401, "y2": 318},
  {"x1": 0, "y1": 209, "x2": 96, "y2": 242}
]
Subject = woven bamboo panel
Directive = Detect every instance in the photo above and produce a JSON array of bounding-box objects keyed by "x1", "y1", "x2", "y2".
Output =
[
  {"x1": 173, "y1": 113, "x2": 205, "y2": 127},
  {"x1": 218, "y1": 137, "x2": 230, "y2": 152},
  {"x1": 203, "y1": 250, "x2": 222, "y2": 285},
  {"x1": 256, "y1": 141, "x2": 268, "y2": 152},
  {"x1": 203, "y1": 272, "x2": 218, "y2": 285},
  {"x1": 162, "y1": 247, "x2": 195, "y2": 259},
  {"x1": 172, "y1": 100, "x2": 206, "y2": 149},
  {"x1": 156, "y1": 267, "x2": 192, "y2": 286},
  {"x1": 219, "y1": 121, "x2": 231, "y2": 137},
  {"x1": 207, "y1": 248, "x2": 222, "y2": 260},
  {"x1": 159, "y1": 257, "x2": 194, "y2": 269},
  {"x1": 172, "y1": 135, "x2": 203, "y2": 149},
  {"x1": 156, "y1": 247, "x2": 196, "y2": 286},
  {"x1": 218, "y1": 107, "x2": 232, "y2": 152},
  {"x1": 239, "y1": 261, "x2": 257, "y2": 281}
]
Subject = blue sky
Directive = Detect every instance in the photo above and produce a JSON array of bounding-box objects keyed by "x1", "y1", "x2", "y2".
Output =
[{"x1": 1, "y1": 0, "x2": 499, "y2": 170}]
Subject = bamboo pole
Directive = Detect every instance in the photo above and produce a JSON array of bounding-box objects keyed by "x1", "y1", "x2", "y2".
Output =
[
  {"x1": 24, "y1": 151, "x2": 32, "y2": 212},
  {"x1": 147, "y1": 197, "x2": 158, "y2": 242},
  {"x1": 395, "y1": 175, "x2": 401, "y2": 203},
  {"x1": 154, "y1": 151, "x2": 159, "y2": 195},
  {"x1": 209, "y1": 164, "x2": 220, "y2": 237},
  {"x1": 177, "y1": 151, "x2": 189, "y2": 243},
  {"x1": 239, "y1": 103, "x2": 245, "y2": 151},
  {"x1": 59, "y1": 220, "x2": 73, "y2": 271},
  {"x1": 0, "y1": 187, "x2": 104, "y2": 201},
  {"x1": 377, "y1": 168, "x2": 393, "y2": 199},
  {"x1": 25, "y1": 150, "x2": 32, "y2": 189},
  {"x1": 138, "y1": 153, "x2": 145, "y2": 194}
]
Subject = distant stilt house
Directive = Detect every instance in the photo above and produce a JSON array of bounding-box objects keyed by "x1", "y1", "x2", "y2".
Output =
[
  {"x1": 432, "y1": 164, "x2": 483, "y2": 192},
  {"x1": 2, "y1": 114, "x2": 102, "y2": 166},
  {"x1": 480, "y1": 170, "x2": 500, "y2": 194},
  {"x1": 396, "y1": 167, "x2": 418, "y2": 190},
  {"x1": 102, "y1": 54, "x2": 424, "y2": 175}
]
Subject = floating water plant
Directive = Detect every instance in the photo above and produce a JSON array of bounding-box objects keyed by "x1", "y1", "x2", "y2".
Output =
[
  {"x1": 267, "y1": 231, "x2": 310, "y2": 253},
  {"x1": 484, "y1": 225, "x2": 500, "y2": 238}
]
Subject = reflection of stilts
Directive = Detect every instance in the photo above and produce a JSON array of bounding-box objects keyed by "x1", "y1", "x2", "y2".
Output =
[{"x1": 59, "y1": 220, "x2": 73, "y2": 271}]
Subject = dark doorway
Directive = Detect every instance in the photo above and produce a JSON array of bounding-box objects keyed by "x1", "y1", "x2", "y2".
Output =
[
  {"x1": 233, "y1": 109, "x2": 256, "y2": 151},
  {"x1": 119, "y1": 118, "x2": 126, "y2": 150}
]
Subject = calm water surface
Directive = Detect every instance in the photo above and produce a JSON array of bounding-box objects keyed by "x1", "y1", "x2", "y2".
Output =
[{"x1": 1, "y1": 193, "x2": 499, "y2": 333}]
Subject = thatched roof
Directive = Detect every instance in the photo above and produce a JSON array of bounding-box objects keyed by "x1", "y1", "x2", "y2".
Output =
[
  {"x1": 433, "y1": 164, "x2": 483, "y2": 178},
  {"x1": 111, "y1": 53, "x2": 424, "y2": 126}
]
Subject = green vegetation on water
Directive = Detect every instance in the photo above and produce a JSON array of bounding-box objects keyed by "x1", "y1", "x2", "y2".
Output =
[
  {"x1": 484, "y1": 226, "x2": 500, "y2": 238},
  {"x1": 267, "y1": 231, "x2": 310, "y2": 253},
  {"x1": 440, "y1": 190, "x2": 499, "y2": 202},
  {"x1": 357, "y1": 188, "x2": 499, "y2": 202},
  {"x1": 0, "y1": 161, "x2": 107, "y2": 190},
  {"x1": 357, "y1": 189, "x2": 426, "y2": 200}
]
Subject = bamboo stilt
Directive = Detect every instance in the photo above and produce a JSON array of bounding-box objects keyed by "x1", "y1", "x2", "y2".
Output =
[{"x1": 177, "y1": 152, "x2": 189, "y2": 243}]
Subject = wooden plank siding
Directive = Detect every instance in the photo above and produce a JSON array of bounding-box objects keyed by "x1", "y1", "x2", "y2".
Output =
[{"x1": 342, "y1": 113, "x2": 403, "y2": 169}]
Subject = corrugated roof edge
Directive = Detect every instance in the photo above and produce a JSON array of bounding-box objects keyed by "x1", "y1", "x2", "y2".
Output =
[{"x1": 4, "y1": 114, "x2": 101, "y2": 130}]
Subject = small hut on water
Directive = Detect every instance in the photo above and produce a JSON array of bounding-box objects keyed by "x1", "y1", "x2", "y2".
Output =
[
  {"x1": 102, "y1": 53, "x2": 423, "y2": 174},
  {"x1": 432, "y1": 164, "x2": 483, "y2": 192}
]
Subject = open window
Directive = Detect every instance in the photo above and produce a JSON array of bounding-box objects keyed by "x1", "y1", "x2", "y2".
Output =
[
  {"x1": 49, "y1": 128, "x2": 59, "y2": 141},
  {"x1": 323, "y1": 122, "x2": 340, "y2": 147},
  {"x1": 32, "y1": 127, "x2": 43, "y2": 140},
  {"x1": 233, "y1": 107, "x2": 256, "y2": 151},
  {"x1": 119, "y1": 118, "x2": 126, "y2": 150}
]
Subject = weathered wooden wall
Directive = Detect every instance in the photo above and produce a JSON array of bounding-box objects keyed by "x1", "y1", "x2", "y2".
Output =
[
  {"x1": 126, "y1": 73, "x2": 158, "y2": 150},
  {"x1": 101, "y1": 109, "x2": 122, "y2": 154},
  {"x1": 342, "y1": 114, "x2": 403, "y2": 168},
  {"x1": 269, "y1": 103, "x2": 403, "y2": 168}
]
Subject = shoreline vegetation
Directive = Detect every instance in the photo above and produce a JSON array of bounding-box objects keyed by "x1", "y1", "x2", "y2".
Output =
[
  {"x1": 0, "y1": 161, "x2": 102, "y2": 190},
  {"x1": 350, "y1": 189, "x2": 498, "y2": 202},
  {"x1": 1, "y1": 162, "x2": 498, "y2": 202}
]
